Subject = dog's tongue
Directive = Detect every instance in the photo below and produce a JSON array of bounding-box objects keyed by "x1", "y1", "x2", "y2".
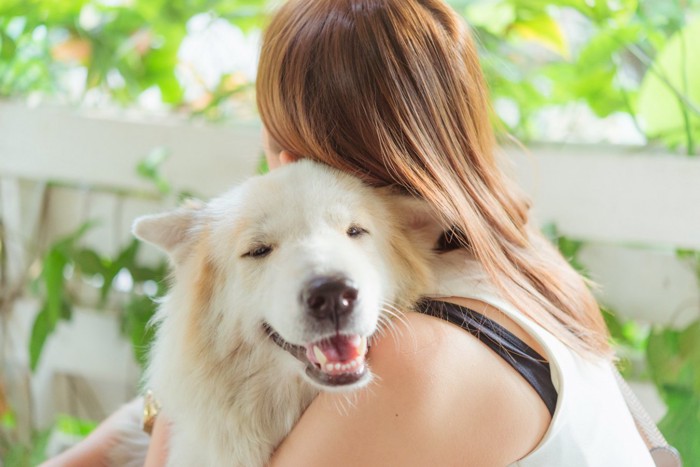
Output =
[{"x1": 306, "y1": 334, "x2": 367, "y2": 366}]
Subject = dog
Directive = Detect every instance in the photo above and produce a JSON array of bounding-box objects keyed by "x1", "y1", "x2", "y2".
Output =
[{"x1": 131, "y1": 160, "x2": 438, "y2": 466}]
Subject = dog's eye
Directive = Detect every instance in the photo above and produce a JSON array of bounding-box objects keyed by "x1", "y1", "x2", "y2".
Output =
[
  {"x1": 245, "y1": 245, "x2": 273, "y2": 258},
  {"x1": 347, "y1": 225, "x2": 369, "y2": 238}
]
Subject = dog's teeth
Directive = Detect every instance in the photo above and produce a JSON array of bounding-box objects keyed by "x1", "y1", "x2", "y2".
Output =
[
  {"x1": 313, "y1": 346, "x2": 327, "y2": 365},
  {"x1": 350, "y1": 360, "x2": 357, "y2": 368},
  {"x1": 326, "y1": 363, "x2": 335, "y2": 372},
  {"x1": 334, "y1": 363, "x2": 341, "y2": 371},
  {"x1": 359, "y1": 336, "x2": 367, "y2": 355}
]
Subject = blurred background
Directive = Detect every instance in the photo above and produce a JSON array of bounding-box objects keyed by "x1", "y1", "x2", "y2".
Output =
[{"x1": 0, "y1": 0, "x2": 698, "y2": 465}]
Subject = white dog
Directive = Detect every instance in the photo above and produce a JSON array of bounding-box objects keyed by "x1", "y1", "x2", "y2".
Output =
[{"x1": 132, "y1": 160, "x2": 437, "y2": 466}]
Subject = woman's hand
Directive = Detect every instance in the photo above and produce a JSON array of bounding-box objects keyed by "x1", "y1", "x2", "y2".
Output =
[
  {"x1": 40, "y1": 397, "x2": 145, "y2": 467},
  {"x1": 144, "y1": 413, "x2": 170, "y2": 467}
]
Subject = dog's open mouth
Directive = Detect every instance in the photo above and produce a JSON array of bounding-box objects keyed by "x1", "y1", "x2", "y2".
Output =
[{"x1": 264, "y1": 324, "x2": 370, "y2": 388}]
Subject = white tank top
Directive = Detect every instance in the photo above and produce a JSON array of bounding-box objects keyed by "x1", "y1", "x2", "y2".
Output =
[{"x1": 428, "y1": 251, "x2": 655, "y2": 466}]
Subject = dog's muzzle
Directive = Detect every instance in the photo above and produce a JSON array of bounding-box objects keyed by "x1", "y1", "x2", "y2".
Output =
[{"x1": 263, "y1": 322, "x2": 371, "y2": 389}]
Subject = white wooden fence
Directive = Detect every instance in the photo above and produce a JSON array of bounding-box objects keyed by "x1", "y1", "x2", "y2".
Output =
[{"x1": 1, "y1": 102, "x2": 699, "y2": 438}]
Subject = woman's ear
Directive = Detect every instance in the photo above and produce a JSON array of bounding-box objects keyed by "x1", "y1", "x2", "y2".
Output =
[{"x1": 279, "y1": 150, "x2": 300, "y2": 165}]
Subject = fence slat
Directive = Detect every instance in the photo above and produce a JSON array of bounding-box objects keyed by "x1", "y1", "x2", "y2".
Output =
[
  {"x1": 0, "y1": 103, "x2": 262, "y2": 198},
  {"x1": 509, "y1": 145, "x2": 700, "y2": 249}
]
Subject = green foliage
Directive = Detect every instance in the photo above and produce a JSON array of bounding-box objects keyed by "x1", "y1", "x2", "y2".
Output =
[
  {"x1": 648, "y1": 321, "x2": 700, "y2": 466},
  {"x1": 453, "y1": 0, "x2": 700, "y2": 153},
  {"x1": 0, "y1": 0, "x2": 270, "y2": 110},
  {"x1": 3, "y1": 0, "x2": 698, "y2": 151},
  {"x1": 28, "y1": 149, "x2": 181, "y2": 372},
  {"x1": 1, "y1": 429, "x2": 50, "y2": 467},
  {"x1": 1, "y1": 414, "x2": 97, "y2": 467},
  {"x1": 54, "y1": 414, "x2": 98, "y2": 438},
  {"x1": 638, "y1": 19, "x2": 700, "y2": 154},
  {"x1": 29, "y1": 226, "x2": 167, "y2": 372},
  {"x1": 29, "y1": 222, "x2": 95, "y2": 371}
]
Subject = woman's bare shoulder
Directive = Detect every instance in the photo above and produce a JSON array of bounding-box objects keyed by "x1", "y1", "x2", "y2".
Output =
[{"x1": 269, "y1": 307, "x2": 550, "y2": 467}]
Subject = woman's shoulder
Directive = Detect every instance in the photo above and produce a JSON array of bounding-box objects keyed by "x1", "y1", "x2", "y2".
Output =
[{"x1": 270, "y1": 306, "x2": 550, "y2": 467}]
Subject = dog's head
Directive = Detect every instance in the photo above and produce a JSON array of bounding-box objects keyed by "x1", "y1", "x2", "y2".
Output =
[{"x1": 133, "y1": 160, "x2": 438, "y2": 391}]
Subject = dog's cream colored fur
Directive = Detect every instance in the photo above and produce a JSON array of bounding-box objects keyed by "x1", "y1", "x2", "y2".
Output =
[{"x1": 133, "y1": 161, "x2": 436, "y2": 466}]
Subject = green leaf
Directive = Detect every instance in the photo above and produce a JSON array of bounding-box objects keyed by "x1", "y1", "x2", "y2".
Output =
[
  {"x1": 123, "y1": 295, "x2": 158, "y2": 368},
  {"x1": 465, "y1": 1, "x2": 516, "y2": 36},
  {"x1": 74, "y1": 248, "x2": 106, "y2": 276},
  {"x1": 42, "y1": 249, "x2": 67, "y2": 325},
  {"x1": 603, "y1": 308, "x2": 624, "y2": 338},
  {"x1": 98, "y1": 239, "x2": 141, "y2": 304},
  {"x1": 55, "y1": 414, "x2": 98, "y2": 437},
  {"x1": 679, "y1": 321, "x2": 700, "y2": 392},
  {"x1": 129, "y1": 263, "x2": 167, "y2": 283},
  {"x1": 0, "y1": 30, "x2": 17, "y2": 60},
  {"x1": 510, "y1": 14, "x2": 569, "y2": 57},
  {"x1": 647, "y1": 319, "x2": 700, "y2": 402},
  {"x1": 657, "y1": 393, "x2": 700, "y2": 467},
  {"x1": 29, "y1": 305, "x2": 57, "y2": 371},
  {"x1": 116, "y1": 239, "x2": 140, "y2": 267},
  {"x1": 638, "y1": 19, "x2": 700, "y2": 154}
]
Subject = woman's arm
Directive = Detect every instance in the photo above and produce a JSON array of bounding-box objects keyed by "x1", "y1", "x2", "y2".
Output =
[
  {"x1": 144, "y1": 413, "x2": 170, "y2": 467},
  {"x1": 40, "y1": 398, "x2": 143, "y2": 467},
  {"x1": 269, "y1": 309, "x2": 550, "y2": 466}
]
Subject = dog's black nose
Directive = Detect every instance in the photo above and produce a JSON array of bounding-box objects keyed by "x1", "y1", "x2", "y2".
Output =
[{"x1": 303, "y1": 276, "x2": 358, "y2": 324}]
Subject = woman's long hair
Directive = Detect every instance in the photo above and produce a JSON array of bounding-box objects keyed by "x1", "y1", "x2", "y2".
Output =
[{"x1": 256, "y1": 0, "x2": 611, "y2": 357}]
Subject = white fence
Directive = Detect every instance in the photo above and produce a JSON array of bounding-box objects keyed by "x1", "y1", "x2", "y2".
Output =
[{"x1": 1, "y1": 102, "x2": 699, "y2": 436}]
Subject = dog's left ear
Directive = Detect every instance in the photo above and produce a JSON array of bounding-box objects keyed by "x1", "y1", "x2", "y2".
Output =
[
  {"x1": 132, "y1": 199, "x2": 205, "y2": 262},
  {"x1": 384, "y1": 193, "x2": 446, "y2": 250}
]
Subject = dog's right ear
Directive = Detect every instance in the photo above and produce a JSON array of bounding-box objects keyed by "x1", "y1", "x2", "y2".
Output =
[{"x1": 132, "y1": 199, "x2": 205, "y2": 262}]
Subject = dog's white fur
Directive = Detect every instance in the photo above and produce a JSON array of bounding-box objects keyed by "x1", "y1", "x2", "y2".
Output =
[{"x1": 133, "y1": 161, "x2": 437, "y2": 466}]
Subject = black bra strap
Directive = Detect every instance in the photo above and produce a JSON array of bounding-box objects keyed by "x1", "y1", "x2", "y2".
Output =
[{"x1": 417, "y1": 299, "x2": 558, "y2": 417}]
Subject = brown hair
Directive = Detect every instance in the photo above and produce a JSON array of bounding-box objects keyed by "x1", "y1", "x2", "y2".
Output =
[{"x1": 257, "y1": 0, "x2": 610, "y2": 356}]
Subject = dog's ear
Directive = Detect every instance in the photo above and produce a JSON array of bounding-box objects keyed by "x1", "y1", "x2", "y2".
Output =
[
  {"x1": 132, "y1": 199, "x2": 205, "y2": 261},
  {"x1": 384, "y1": 193, "x2": 446, "y2": 250}
]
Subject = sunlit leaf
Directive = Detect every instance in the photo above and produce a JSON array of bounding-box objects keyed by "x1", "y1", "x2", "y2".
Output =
[
  {"x1": 0, "y1": 30, "x2": 17, "y2": 60},
  {"x1": 55, "y1": 414, "x2": 98, "y2": 437},
  {"x1": 638, "y1": 19, "x2": 700, "y2": 154},
  {"x1": 510, "y1": 14, "x2": 569, "y2": 57},
  {"x1": 465, "y1": 1, "x2": 515, "y2": 35}
]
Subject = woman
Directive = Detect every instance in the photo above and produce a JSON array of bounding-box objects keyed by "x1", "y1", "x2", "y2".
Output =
[
  {"x1": 47, "y1": 0, "x2": 654, "y2": 465},
  {"x1": 250, "y1": 1, "x2": 652, "y2": 465}
]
